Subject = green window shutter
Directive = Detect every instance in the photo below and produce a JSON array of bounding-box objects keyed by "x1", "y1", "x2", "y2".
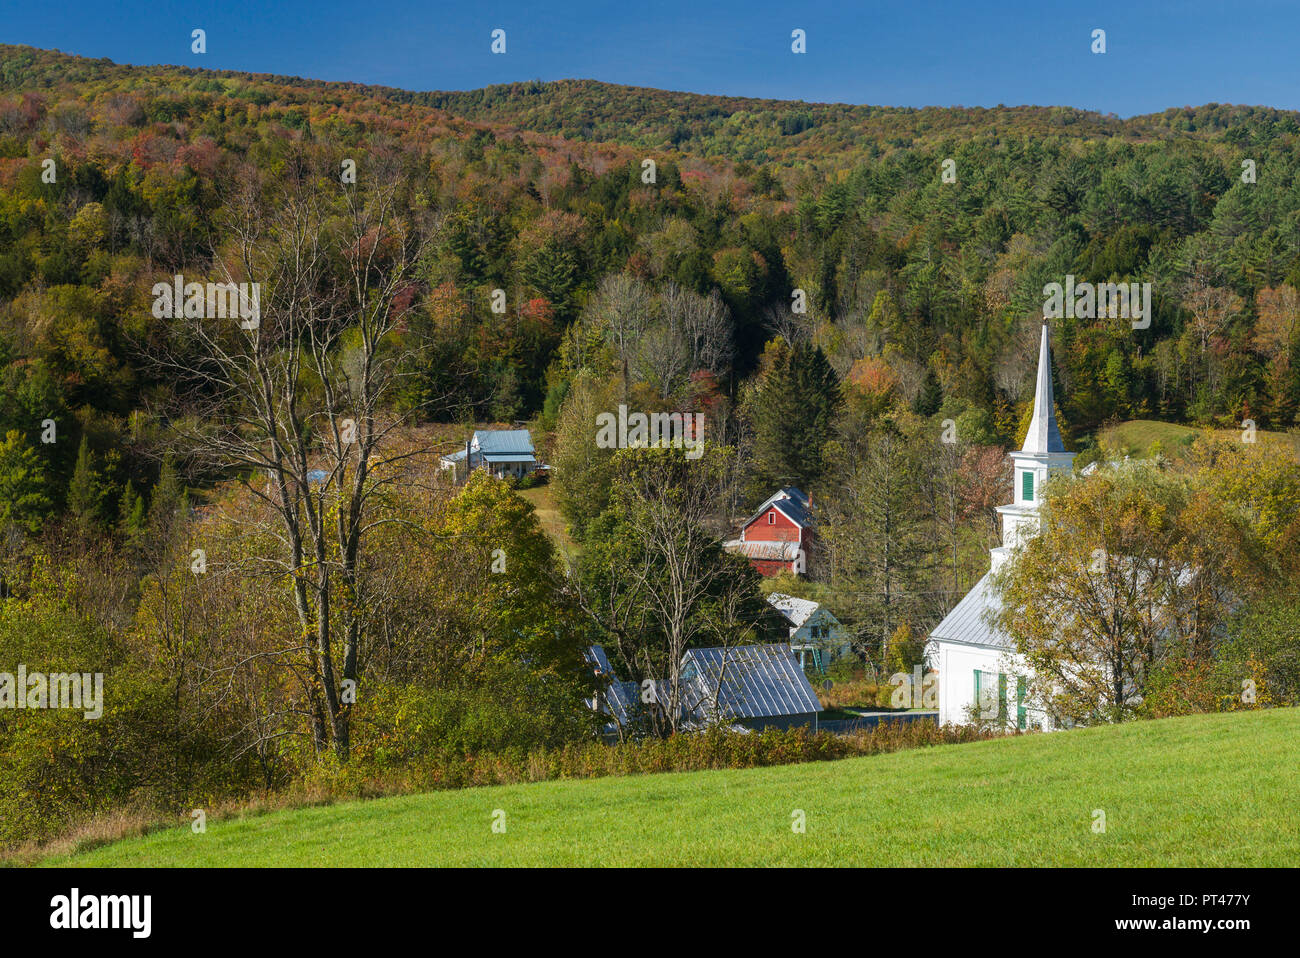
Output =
[
  {"x1": 1022, "y1": 470, "x2": 1034, "y2": 502},
  {"x1": 998, "y1": 672, "x2": 1008, "y2": 723},
  {"x1": 1017, "y1": 677, "x2": 1027, "y2": 730},
  {"x1": 973, "y1": 669, "x2": 981, "y2": 711}
]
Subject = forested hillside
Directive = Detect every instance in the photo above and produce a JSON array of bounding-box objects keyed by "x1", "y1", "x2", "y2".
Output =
[{"x1": 1, "y1": 44, "x2": 1297, "y2": 852}]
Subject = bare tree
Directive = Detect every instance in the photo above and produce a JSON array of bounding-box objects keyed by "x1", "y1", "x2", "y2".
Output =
[
  {"x1": 572, "y1": 445, "x2": 761, "y2": 734},
  {"x1": 583, "y1": 272, "x2": 656, "y2": 392},
  {"x1": 1183, "y1": 279, "x2": 1242, "y2": 356},
  {"x1": 761, "y1": 299, "x2": 813, "y2": 347},
  {"x1": 632, "y1": 318, "x2": 692, "y2": 399},
  {"x1": 150, "y1": 149, "x2": 437, "y2": 761},
  {"x1": 993, "y1": 318, "x2": 1044, "y2": 402}
]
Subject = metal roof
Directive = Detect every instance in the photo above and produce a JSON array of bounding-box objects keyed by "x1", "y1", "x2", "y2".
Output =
[
  {"x1": 724, "y1": 539, "x2": 802, "y2": 561},
  {"x1": 928, "y1": 572, "x2": 1011, "y2": 649},
  {"x1": 471, "y1": 429, "x2": 535, "y2": 456},
  {"x1": 585, "y1": 645, "x2": 642, "y2": 729},
  {"x1": 603, "y1": 681, "x2": 640, "y2": 728},
  {"x1": 767, "y1": 593, "x2": 821, "y2": 628},
  {"x1": 681, "y1": 644, "x2": 822, "y2": 720},
  {"x1": 585, "y1": 645, "x2": 613, "y2": 674},
  {"x1": 741, "y1": 487, "x2": 813, "y2": 532}
]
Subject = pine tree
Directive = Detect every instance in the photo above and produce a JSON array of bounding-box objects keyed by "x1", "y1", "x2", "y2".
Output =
[
  {"x1": 0, "y1": 429, "x2": 52, "y2": 533},
  {"x1": 118, "y1": 480, "x2": 146, "y2": 553},
  {"x1": 67, "y1": 435, "x2": 105, "y2": 530},
  {"x1": 744, "y1": 338, "x2": 840, "y2": 495},
  {"x1": 145, "y1": 455, "x2": 187, "y2": 563}
]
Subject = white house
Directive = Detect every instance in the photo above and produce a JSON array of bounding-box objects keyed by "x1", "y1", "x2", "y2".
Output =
[
  {"x1": 766, "y1": 593, "x2": 850, "y2": 673},
  {"x1": 926, "y1": 322, "x2": 1075, "y2": 730},
  {"x1": 440, "y1": 429, "x2": 538, "y2": 481}
]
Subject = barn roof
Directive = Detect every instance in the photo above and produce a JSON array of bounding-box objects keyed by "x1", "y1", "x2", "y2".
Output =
[
  {"x1": 742, "y1": 487, "x2": 813, "y2": 531},
  {"x1": 681, "y1": 644, "x2": 822, "y2": 720},
  {"x1": 723, "y1": 539, "x2": 802, "y2": 561}
]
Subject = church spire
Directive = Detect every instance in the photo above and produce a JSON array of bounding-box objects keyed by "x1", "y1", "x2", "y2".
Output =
[{"x1": 1021, "y1": 321, "x2": 1064, "y2": 455}]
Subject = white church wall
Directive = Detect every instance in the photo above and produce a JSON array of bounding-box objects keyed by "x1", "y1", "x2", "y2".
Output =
[
  {"x1": 934, "y1": 641, "x2": 1049, "y2": 729},
  {"x1": 935, "y1": 642, "x2": 1003, "y2": 726}
]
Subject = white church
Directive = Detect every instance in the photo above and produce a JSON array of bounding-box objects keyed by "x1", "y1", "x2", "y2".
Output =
[{"x1": 926, "y1": 321, "x2": 1075, "y2": 730}]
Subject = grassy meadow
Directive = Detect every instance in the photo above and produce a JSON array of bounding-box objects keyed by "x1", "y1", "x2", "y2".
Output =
[{"x1": 48, "y1": 708, "x2": 1299, "y2": 867}]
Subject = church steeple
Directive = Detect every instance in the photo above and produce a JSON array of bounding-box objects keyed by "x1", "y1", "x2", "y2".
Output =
[
  {"x1": 1021, "y1": 321, "x2": 1065, "y2": 455},
  {"x1": 990, "y1": 321, "x2": 1075, "y2": 572}
]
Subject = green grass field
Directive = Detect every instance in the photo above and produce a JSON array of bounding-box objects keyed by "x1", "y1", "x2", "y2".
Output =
[
  {"x1": 516, "y1": 483, "x2": 578, "y2": 556},
  {"x1": 1100, "y1": 419, "x2": 1300, "y2": 459},
  {"x1": 47, "y1": 709, "x2": 1300, "y2": 867}
]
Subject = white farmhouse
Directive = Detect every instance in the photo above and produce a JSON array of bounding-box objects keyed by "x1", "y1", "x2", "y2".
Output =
[
  {"x1": 439, "y1": 429, "x2": 538, "y2": 481},
  {"x1": 767, "y1": 593, "x2": 851, "y2": 673},
  {"x1": 926, "y1": 322, "x2": 1074, "y2": 730}
]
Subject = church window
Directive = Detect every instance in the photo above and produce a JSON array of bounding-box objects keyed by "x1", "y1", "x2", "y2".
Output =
[{"x1": 1022, "y1": 471, "x2": 1034, "y2": 502}]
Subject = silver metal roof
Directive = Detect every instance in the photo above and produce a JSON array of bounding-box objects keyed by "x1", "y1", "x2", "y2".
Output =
[
  {"x1": 585, "y1": 645, "x2": 642, "y2": 729},
  {"x1": 585, "y1": 645, "x2": 613, "y2": 674},
  {"x1": 681, "y1": 644, "x2": 823, "y2": 720},
  {"x1": 767, "y1": 593, "x2": 821, "y2": 628},
  {"x1": 471, "y1": 429, "x2": 535, "y2": 455},
  {"x1": 928, "y1": 572, "x2": 1012, "y2": 650},
  {"x1": 723, "y1": 539, "x2": 802, "y2": 561}
]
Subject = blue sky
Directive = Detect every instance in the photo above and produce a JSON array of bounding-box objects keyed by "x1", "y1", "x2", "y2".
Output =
[{"x1": 3, "y1": 0, "x2": 1295, "y2": 116}]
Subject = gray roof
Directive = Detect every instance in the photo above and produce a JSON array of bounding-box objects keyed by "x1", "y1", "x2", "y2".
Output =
[
  {"x1": 1022, "y1": 323, "x2": 1065, "y2": 455},
  {"x1": 585, "y1": 645, "x2": 613, "y2": 674},
  {"x1": 681, "y1": 644, "x2": 822, "y2": 720},
  {"x1": 767, "y1": 593, "x2": 822, "y2": 628},
  {"x1": 442, "y1": 429, "x2": 537, "y2": 466},
  {"x1": 472, "y1": 429, "x2": 535, "y2": 457},
  {"x1": 742, "y1": 487, "x2": 813, "y2": 531},
  {"x1": 723, "y1": 539, "x2": 802, "y2": 561},
  {"x1": 584, "y1": 646, "x2": 641, "y2": 729},
  {"x1": 928, "y1": 572, "x2": 1012, "y2": 650},
  {"x1": 603, "y1": 681, "x2": 641, "y2": 728}
]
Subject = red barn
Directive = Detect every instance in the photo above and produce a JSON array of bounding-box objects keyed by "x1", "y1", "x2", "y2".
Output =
[{"x1": 723, "y1": 487, "x2": 813, "y2": 576}]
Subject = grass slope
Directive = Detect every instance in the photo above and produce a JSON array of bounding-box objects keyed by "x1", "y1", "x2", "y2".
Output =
[
  {"x1": 49, "y1": 709, "x2": 1299, "y2": 867},
  {"x1": 516, "y1": 483, "x2": 577, "y2": 555},
  {"x1": 1100, "y1": 419, "x2": 1300, "y2": 460}
]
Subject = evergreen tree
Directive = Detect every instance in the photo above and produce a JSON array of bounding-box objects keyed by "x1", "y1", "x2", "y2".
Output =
[
  {"x1": 743, "y1": 338, "x2": 840, "y2": 496},
  {"x1": 67, "y1": 435, "x2": 106, "y2": 530},
  {"x1": 821, "y1": 416, "x2": 931, "y2": 674},
  {"x1": 118, "y1": 479, "x2": 146, "y2": 553},
  {"x1": 0, "y1": 429, "x2": 53, "y2": 533},
  {"x1": 145, "y1": 455, "x2": 187, "y2": 564}
]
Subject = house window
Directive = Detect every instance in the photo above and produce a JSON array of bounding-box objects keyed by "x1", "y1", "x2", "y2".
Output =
[
  {"x1": 767, "y1": 511, "x2": 775, "y2": 524},
  {"x1": 1022, "y1": 471, "x2": 1034, "y2": 502}
]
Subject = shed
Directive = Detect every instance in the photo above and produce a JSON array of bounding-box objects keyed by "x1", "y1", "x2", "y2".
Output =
[{"x1": 680, "y1": 644, "x2": 822, "y2": 731}]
